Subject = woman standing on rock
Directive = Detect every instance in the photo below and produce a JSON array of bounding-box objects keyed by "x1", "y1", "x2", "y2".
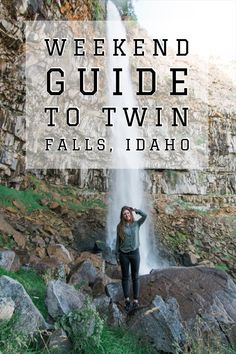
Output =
[{"x1": 116, "y1": 206, "x2": 147, "y2": 312}]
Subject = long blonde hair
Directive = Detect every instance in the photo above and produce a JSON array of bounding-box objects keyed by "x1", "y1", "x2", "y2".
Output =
[{"x1": 117, "y1": 206, "x2": 134, "y2": 242}]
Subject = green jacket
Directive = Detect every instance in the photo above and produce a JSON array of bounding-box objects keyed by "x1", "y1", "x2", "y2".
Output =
[{"x1": 116, "y1": 209, "x2": 147, "y2": 254}]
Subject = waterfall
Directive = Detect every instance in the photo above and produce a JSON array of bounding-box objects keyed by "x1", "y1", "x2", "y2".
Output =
[{"x1": 106, "y1": 1, "x2": 166, "y2": 274}]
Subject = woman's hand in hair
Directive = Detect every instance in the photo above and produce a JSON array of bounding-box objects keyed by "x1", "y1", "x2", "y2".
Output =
[{"x1": 130, "y1": 207, "x2": 138, "y2": 213}]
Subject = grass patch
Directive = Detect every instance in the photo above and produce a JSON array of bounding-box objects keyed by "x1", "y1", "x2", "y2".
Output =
[
  {"x1": 0, "y1": 314, "x2": 49, "y2": 354},
  {"x1": 68, "y1": 198, "x2": 106, "y2": 211},
  {"x1": 215, "y1": 263, "x2": 230, "y2": 272},
  {"x1": 0, "y1": 179, "x2": 106, "y2": 215},
  {"x1": 0, "y1": 314, "x2": 30, "y2": 354},
  {"x1": 95, "y1": 325, "x2": 155, "y2": 354},
  {"x1": 51, "y1": 184, "x2": 77, "y2": 197},
  {"x1": 0, "y1": 185, "x2": 45, "y2": 213},
  {"x1": 0, "y1": 267, "x2": 47, "y2": 318}
]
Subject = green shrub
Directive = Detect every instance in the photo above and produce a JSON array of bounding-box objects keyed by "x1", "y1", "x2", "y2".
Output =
[
  {"x1": 0, "y1": 315, "x2": 51, "y2": 354},
  {"x1": 55, "y1": 301, "x2": 104, "y2": 353},
  {"x1": 0, "y1": 315, "x2": 29, "y2": 354}
]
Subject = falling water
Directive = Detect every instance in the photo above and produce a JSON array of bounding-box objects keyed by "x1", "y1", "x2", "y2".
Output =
[{"x1": 106, "y1": 1, "x2": 166, "y2": 274}]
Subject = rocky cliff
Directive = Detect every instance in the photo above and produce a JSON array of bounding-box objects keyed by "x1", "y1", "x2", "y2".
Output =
[{"x1": 0, "y1": 0, "x2": 236, "y2": 277}]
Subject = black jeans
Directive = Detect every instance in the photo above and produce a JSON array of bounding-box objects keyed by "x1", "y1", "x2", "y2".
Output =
[{"x1": 119, "y1": 248, "x2": 140, "y2": 300}]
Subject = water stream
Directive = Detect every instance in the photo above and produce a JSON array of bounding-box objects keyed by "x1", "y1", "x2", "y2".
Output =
[{"x1": 106, "y1": 1, "x2": 166, "y2": 274}]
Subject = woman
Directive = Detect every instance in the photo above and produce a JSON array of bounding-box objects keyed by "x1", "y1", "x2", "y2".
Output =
[{"x1": 116, "y1": 206, "x2": 147, "y2": 312}]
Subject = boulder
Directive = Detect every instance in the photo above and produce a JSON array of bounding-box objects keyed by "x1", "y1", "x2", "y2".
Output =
[
  {"x1": 0, "y1": 297, "x2": 15, "y2": 321},
  {"x1": 74, "y1": 251, "x2": 104, "y2": 271},
  {"x1": 69, "y1": 255, "x2": 113, "y2": 295},
  {"x1": 73, "y1": 209, "x2": 106, "y2": 252},
  {"x1": 46, "y1": 280, "x2": 86, "y2": 319},
  {"x1": 0, "y1": 276, "x2": 47, "y2": 335},
  {"x1": 93, "y1": 241, "x2": 115, "y2": 264},
  {"x1": 0, "y1": 214, "x2": 26, "y2": 248},
  {"x1": 48, "y1": 329, "x2": 72, "y2": 354},
  {"x1": 128, "y1": 295, "x2": 185, "y2": 353},
  {"x1": 105, "y1": 263, "x2": 121, "y2": 279},
  {"x1": 105, "y1": 282, "x2": 124, "y2": 302},
  {"x1": 93, "y1": 295, "x2": 125, "y2": 326},
  {"x1": 0, "y1": 250, "x2": 21, "y2": 271},
  {"x1": 69, "y1": 260, "x2": 97, "y2": 286},
  {"x1": 35, "y1": 246, "x2": 46, "y2": 258},
  {"x1": 182, "y1": 251, "x2": 198, "y2": 266},
  {"x1": 92, "y1": 273, "x2": 113, "y2": 297},
  {"x1": 107, "y1": 299, "x2": 126, "y2": 327},
  {"x1": 47, "y1": 244, "x2": 73, "y2": 265},
  {"x1": 123, "y1": 267, "x2": 236, "y2": 352},
  {"x1": 31, "y1": 256, "x2": 69, "y2": 280}
]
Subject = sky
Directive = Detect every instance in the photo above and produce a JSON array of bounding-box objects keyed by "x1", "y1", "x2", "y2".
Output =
[{"x1": 132, "y1": 0, "x2": 236, "y2": 62}]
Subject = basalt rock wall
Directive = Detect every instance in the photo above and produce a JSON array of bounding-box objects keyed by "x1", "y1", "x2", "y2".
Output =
[{"x1": 1, "y1": 0, "x2": 235, "y2": 191}]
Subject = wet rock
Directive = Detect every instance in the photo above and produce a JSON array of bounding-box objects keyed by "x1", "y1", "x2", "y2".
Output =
[
  {"x1": 46, "y1": 280, "x2": 86, "y2": 319},
  {"x1": 0, "y1": 297, "x2": 15, "y2": 321},
  {"x1": 0, "y1": 276, "x2": 47, "y2": 335}
]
